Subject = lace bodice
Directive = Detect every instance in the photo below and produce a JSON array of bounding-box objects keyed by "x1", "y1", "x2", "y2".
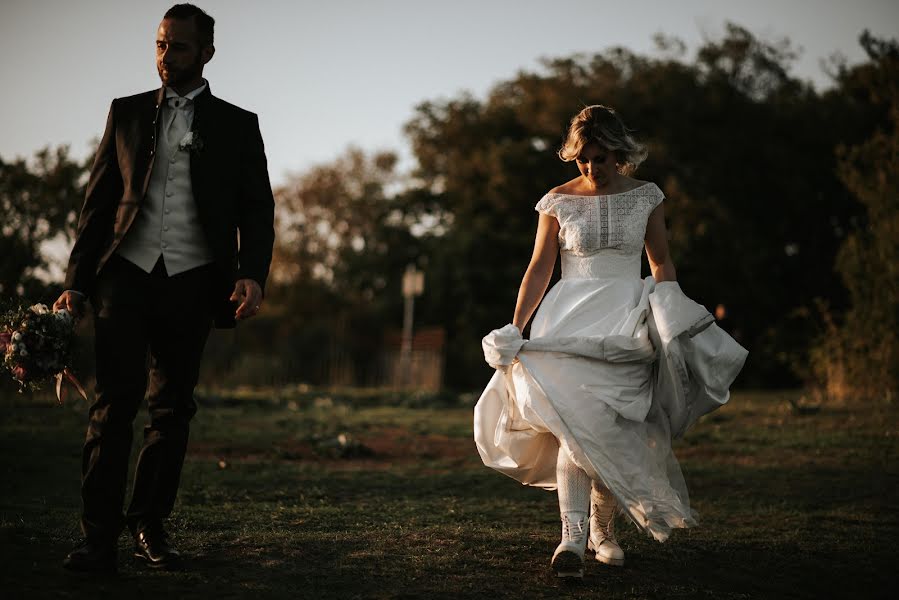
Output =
[{"x1": 535, "y1": 182, "x2": 664, "y2": 258}]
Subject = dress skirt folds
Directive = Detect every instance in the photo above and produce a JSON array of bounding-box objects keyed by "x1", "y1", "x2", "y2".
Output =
[
  {"x1": 473, "y1": 184, "x2": 747, "y2": 542},
  {"x1": 474, "y1": 276, "x2": 748, "y2": 541}
]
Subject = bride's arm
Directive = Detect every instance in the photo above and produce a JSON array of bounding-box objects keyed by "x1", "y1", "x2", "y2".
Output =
[
  {"x1": 512, "y1": 213, "x2": 560, "y2": 331},
  {"x1": 645, "y1": 202, "x2": 677, "y2": 282}
]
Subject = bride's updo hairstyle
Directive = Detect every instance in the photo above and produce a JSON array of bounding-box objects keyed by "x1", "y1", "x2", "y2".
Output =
[{"x1": 558, "y1": 105, "x2": 648, "y2": 175}]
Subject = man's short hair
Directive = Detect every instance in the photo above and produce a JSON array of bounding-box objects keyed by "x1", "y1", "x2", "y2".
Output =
[{"x1": 164, "y1": 4, "x2": 215, "y2": 46}]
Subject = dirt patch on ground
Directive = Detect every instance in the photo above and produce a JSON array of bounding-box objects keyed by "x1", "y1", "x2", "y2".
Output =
[
  {"x1": 673, "y1": 444, "x2": 863, "y2": 469},
  {"x1": 188, "y1": 426, "x2": 477, "y2": 470},
  {"x1": 359, "y1": 427, "x2": 473, "y2": 461}
]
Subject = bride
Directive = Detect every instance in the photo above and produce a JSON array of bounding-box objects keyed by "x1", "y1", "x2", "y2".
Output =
[{"x1": 474, "y1": 105, "x2": 747, "y2": 578}]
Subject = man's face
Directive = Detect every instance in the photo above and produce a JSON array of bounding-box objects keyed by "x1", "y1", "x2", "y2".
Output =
[{"x1": 155, "y1": 17, "x2": 212, "y2": 89}]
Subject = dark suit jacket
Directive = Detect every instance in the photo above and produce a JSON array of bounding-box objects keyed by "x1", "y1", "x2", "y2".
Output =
[{"x1": 63, "y1": 84, "x2": 275, "y2": 328}]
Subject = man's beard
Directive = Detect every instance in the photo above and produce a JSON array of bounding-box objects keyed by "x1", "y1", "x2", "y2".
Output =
[{"x1": 158, "y1": 57, "x2": 202, "y2": 87}]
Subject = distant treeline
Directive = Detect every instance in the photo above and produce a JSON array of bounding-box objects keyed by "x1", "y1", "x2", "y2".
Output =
[{"x1": 2, "y1": 25, "x2": 896, "y2": 398}]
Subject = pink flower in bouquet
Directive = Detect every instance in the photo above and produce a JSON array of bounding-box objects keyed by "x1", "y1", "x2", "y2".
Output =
[{"x1": 2, "y1": 302, "x2": 86, "y2": 401}]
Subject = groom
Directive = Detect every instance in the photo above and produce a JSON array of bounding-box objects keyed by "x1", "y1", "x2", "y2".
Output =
[{"x1": 54, "y1": 4, "x2": 275, "y2": 572}]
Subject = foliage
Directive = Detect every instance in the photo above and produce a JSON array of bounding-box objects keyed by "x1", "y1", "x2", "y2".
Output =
[
  {"x1": 808, "y1": 33, "x2": 899, "y2": 403},
  {"x1": 0, "y1": 145, "x2": 87, "y2": 299},
  {"x1": 272, "y1": 147, "x2": 400, "y2": 292},
  {"x1": 250, "y1": 25, "x2": 892, "y2": 390},
  {"x1": 399, "y1": 24, "x2": 877, "y2": 388},
  {"x1": 2, "y1": 27, "x2": 896, "y2": 393},
  {"x1": 253, "y1": 148, "x2": 430, "y2": 385}
]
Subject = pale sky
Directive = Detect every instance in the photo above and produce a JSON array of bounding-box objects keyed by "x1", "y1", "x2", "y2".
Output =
[{"x1": 2, "y1": 0, "x2": 897, "y2": 186}]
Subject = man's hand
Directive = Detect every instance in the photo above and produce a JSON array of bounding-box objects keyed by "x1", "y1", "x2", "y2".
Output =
[
  {"x1": 52, "y1": 290, "x2": 86, "y2": 320},
  {"x1": 230, "y1": 279, "x2": 263, "y2": 321}
]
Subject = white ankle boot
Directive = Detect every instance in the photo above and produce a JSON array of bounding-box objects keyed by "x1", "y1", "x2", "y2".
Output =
[
  {"x1": 588, "y1": 487, "x2": 625, "y2": 567},
  {"x1": 551, "y1": 511, "x2": 588, "y2": 578}
]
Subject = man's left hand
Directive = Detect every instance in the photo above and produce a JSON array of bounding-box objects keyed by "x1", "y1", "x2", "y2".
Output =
[{"x1": 230, "y1": 279, "x2": 263, "y2": 320}]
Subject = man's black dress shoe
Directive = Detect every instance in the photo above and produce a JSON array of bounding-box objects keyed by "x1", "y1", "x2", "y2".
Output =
[
  {"x1": 133, "y1": 525, "x2": 182, "y2": 569},
  {"x1": 63, "y1": 540, "x2": 117, "y2": 573}
]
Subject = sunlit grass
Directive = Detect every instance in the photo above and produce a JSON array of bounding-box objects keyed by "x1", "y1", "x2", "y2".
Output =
[{"x1": 1, "y1": 387, "x2": 896, "y2": 599}]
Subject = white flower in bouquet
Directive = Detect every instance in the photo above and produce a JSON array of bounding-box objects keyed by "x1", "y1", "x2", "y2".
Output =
[{"x1": 2, "y1": 301, "x2": 87, "y2": 401}]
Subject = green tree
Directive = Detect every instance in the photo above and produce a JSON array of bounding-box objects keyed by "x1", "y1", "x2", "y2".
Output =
[
  {"x1": 249, "y1": 147, "x2": 426, "y2": 385},
  {"x1": 0, "y1": 146, "x2": 87, "y2": 299},
  {"x1": 809, "y1": 33, "x2": 899, "y2": 402},
  {"x1": 403, "y1": 24, "x2": 875, "y2": 388}
]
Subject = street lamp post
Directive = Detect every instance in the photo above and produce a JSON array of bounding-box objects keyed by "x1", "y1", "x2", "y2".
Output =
[{"x1": 400, "y1": 263, "x2": 424, "y2": 387}]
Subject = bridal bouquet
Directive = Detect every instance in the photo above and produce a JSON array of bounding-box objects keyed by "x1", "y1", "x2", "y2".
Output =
[{"x1": 1, "y1": 303, "x2": 86, "y2": 401}]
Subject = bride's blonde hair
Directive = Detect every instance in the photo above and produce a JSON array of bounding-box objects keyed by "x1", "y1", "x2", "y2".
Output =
[{"x1": 558, "y1": 105, "x2": 648, "y2": 175}]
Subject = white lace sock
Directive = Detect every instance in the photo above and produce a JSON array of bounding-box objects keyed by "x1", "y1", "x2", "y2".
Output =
[
  {"x1": 551, "y1": 449, "x2": 592, "y2": 577},
  {"x1": 556, "y1": 448, "x2": 591, "y2": 519},
  {"x1": 591, "y1": 478, "x2": 618, "y2": 531},
  {"x1": 591, "y1": 478, "x2": 614, "y2": 503}
]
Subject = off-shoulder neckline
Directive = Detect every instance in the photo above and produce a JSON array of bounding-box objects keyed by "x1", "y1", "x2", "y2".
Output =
[{"x1": 544, "y1": 181, "x2": 657, "y2": 199}]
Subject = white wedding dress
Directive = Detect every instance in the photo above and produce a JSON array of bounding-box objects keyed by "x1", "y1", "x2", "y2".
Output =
[{"x1": 473, "y1": 182, "x2": 748, "y2": 542}]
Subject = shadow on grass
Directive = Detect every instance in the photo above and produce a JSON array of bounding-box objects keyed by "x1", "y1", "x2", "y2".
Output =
[{"x1": 2, "y1": 390, "x2": 897, "y2": 599}]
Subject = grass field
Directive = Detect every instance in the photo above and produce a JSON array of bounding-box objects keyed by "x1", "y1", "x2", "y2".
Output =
[{"x1": 1, "y1": 386, "x2": 897, "y2": 599}]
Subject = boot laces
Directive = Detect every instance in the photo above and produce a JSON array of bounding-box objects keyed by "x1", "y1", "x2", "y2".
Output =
[
  {"x1": 562, "y1": 514, "x2": 587, "y2": 543},
  {"x1": 592, "y1": 500, "x2": 617, "y2": 542}
]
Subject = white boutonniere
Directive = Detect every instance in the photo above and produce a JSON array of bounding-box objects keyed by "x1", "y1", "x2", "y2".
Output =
[{"x1": 178, "y1": 130, "x2": 204, "y2": 153}]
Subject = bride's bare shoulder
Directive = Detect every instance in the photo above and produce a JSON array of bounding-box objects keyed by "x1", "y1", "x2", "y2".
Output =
[{"x1": 547, "y1": 178, "x2": 583, "y2": 196}]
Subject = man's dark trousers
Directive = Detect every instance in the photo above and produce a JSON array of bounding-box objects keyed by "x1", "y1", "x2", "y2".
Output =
[{"x1": 81, "y1": 254, "x2": 217, "y2": 542}]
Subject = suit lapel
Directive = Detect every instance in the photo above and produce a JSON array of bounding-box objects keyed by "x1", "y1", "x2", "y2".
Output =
[
  {"x1": 189, "y1": 85, "x2": 215, "y2": 207},
  {"x1": 140, "y1": 87, "x2": 166, "y2": 199}
]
